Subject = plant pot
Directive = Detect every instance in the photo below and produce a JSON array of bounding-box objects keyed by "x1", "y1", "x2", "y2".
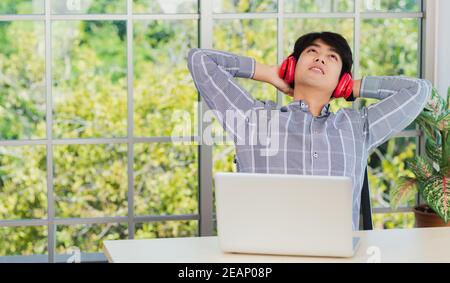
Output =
[{"x1": 414, "y1": 204, "x2": 450, "y2": 228}]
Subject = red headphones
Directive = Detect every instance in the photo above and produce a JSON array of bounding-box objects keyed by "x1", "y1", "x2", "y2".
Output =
[{"x1": 279, "y1": 55, "x2": 353, "y2": 100}]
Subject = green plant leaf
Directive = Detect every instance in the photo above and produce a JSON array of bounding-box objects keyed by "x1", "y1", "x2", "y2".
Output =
[
  {"x1": 420, "y1": 122, "x2": 440, "y2": 141},
  {"x1": 447, "y1": 86, "x2": 450, "y2": 110},
  {"x1": 416, "y1": 111, "x2": 440, "y2": 140},
  {"x1": 390, "y1": 176, "x2": 418, "y2": 210},
  {"x1": 424, "y1": 88, "x2": 445, "y2": 117},
  {"x1": 437, "y1": 110, "x2": 450, "y2": 131},
  {"x1": 422, "y1": 175, "x2": 450, "y2": 223},
  {"x1": 425, "y1": 137, "x2": 442, "y2": 164},
  {"x1": 407, "y1": 155, "x2": 434, "y2": 181}
]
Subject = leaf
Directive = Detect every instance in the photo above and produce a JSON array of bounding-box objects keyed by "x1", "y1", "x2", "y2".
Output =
[
  {"x1": 419, "y1": 121, "x2": 439, "y2": 141},
  {"x1": 417, "y1": 110, "x2": 438, "y2": 126},
  {"x1": 390, "y1": 176, "x2": 418, "y2": 210},
  {"x1": 407, "y1": 155, "x2": 434, "y2": 181},
  {"x1": 447, "y1": 86, "x2": 450, "y2": 110},
  {"x1": 438, "y1": 111, "x2": 450, "y2": 131},
  {"x1": 425, "y1": 137, "x2": 442, "y2": 164},
  {"x1": 424, "y1": 88, "x2": 445, "y2": 116},
  {"x1": 423, "y1": 175, "x2": 450, "y2": 223},
  {"x1": 416, "y1": 111, "x2": 439, "y2": 140}
]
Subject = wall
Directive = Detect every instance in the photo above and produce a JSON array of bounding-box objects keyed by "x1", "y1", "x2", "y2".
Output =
[{"x1": 437, "y1": 0, "x2": 450, "y2": 97}]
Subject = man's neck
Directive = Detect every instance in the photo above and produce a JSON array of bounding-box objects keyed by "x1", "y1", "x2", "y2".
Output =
[{"x1": 292, "y1": 84, "x2": 331, "y2": 117}]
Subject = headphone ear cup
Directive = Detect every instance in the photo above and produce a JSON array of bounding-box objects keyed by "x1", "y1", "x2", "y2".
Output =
[
  {"x1": 279, "y1": 58, "x2": 289, "y2": 79},
  {"x1": 333, "y1": 72, "x2": 352, "y2": 99},
  {"x1": 285, "y1": 56, "x2": 296, "y2": 85},
  {"x1": 343, "y1": 78, "x2": 354, "y2": 99}
]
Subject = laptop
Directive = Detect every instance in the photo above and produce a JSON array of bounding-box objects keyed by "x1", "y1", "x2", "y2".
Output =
[{"x1": 214, "y1": 172, "x2": 361, "y2": 258}]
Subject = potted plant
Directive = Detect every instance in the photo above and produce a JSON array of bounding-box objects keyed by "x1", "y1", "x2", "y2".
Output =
[{"x1": 390, "y1": 86, "x2": 450, "y2": 227}]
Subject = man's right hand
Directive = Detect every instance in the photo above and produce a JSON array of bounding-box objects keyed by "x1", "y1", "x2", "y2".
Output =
[
  {"x1": 271, "y1": 65, "x2": 294, "y2": 97},
  {"x1": 252, "y1": 62, "x2": 294, "y2": 97}
]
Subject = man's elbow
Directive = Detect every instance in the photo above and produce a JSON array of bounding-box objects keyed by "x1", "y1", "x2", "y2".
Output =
[
  {"x1": 188, "y1": 48, "x2": 208, "y2": 76},
  {"x1": 187, "y1": 48, "x2": 202, "y2": 63},
  {"x1": 406, "y1": 77, "x2": 432, "y2": 98}
]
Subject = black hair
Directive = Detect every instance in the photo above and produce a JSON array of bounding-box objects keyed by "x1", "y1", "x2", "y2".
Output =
[{"x1": 289, "y1": 31, "x2": 353, "y2": 84}]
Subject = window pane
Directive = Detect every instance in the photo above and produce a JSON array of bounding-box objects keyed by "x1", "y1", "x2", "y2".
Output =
[
  {"x1": 0, "y1": 146, "x2": 47, "y2": 220},
  {"x1": 52, "y1": 0, "x2": 126, "y2": 14},
  {"x1": 56, "y1": 223, "x2": 127, "y2": 254},
  {"x1": 134, "y1": 143, "x2": 198, "y2": 216},
  {"x1": 368, "y1": 137, "x2": 417, "y2": 211},
  {"x1": 373, "y1": 212, "x2": 415, "y2": 229},
  {"x1": 0, "y1": 21, "x2": 45, "y2": 140},
  {"x1": 284, "y1": 18, "x2": 354, "y2": 59},
  {"x1": 362, "y1": 0, "x2": 420, "y2": 12},
  {"x1": 133, "y1": 0, "x2": 198, "y2": 14},
  {"x1": 54, "y1": 144, "x2": 128, "y2": 218},
  {"x1": 213, "y1": 0, "x2": 277, "y2": 13},
  {"x1": 360, "y1": 18, "x2": 419, "y2": 77},
  {"x1": 134, "y1": 20, "x2": 198, "y2": 137},
  {"x1": 0, "y1": 226, "x2": 47, "y2": 256},
  {"x1": 0, "y1": 0, "x2": 44, "y2": 14},
  {"x1": 285, "y1": 0, "x2": 354, "y2": 13},
  {"x1": 52, "y1": 21, "x2": 127, "y2": 138},
  {"x1": 213, "y1": 19, "x2": 277, "y2": 102},
  {"x1": 213, "y1": 145, "x2": 236, "y2": 174},
  {"x1": 135, "y1": 220, "x2": 198, "y2": 239}
]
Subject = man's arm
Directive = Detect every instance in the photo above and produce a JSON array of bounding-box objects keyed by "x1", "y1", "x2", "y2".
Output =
[
  {"x1": 187, "y1": 48, "x2": 256, "y2": 113},
  {"x1": 355, "y1": 76, "x2": 432, "y2": 153},
  {"x1": 187, "y1": 48, "x2": 256, "y2": 141}
]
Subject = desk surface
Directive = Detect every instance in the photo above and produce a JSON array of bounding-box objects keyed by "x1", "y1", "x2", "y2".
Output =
[{"x1": 103, "y1": 227, "x2": 450, "y2": 263}]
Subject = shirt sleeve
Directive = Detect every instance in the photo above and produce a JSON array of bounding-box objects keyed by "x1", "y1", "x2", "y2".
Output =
[
  {"x1": 187, "y1": 48, "x2": 256, "y2": 142},
  {"x1": 357, "y1": 76, "x2": 432, "y2": 153}
]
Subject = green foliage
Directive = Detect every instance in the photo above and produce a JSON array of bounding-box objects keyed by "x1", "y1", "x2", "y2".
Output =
[
  {"x1": 285, "y1": 0, "x2": 353, "y2": 12},
  {"x1": 214, "y1": 0, "x2": 277, "y2": 13},
  {"x1": 0, "y1": 0, "x2": 44, "y2": 14},
  {"x1": 367, "y1": 137, "x2": 417, "y2": 228}
]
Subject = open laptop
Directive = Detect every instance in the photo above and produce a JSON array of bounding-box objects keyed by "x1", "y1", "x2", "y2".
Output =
[{"x1": 214, "y1": 172, "x2": 361, "y2": 258}]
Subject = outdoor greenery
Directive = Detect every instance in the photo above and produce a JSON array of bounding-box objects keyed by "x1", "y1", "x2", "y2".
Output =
[{"x1": 0, "y1": 0, "x2": 426, "y2": 257}]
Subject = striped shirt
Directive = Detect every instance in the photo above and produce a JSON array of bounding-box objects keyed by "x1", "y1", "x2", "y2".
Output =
[{"x1": 187, "y1": 48, "x2": 432, "y2": 230}]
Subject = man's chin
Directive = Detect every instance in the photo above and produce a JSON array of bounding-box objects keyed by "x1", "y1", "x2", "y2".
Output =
[{"x1": 297, "y1": 78, "x2": 327, "y2": 89}]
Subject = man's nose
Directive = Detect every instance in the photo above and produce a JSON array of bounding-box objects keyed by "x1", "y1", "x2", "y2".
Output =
[{"x1": 314, "y1": 57, "x2": 325, "y2": 65}]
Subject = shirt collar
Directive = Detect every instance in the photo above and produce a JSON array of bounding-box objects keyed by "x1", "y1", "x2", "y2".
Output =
[{"x1": 287, "y1": 99, "x2": 331, "y2": 118}]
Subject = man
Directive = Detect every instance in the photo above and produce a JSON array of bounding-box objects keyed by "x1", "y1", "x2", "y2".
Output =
[{"x1": 187, "y1": 31, "x2": 432, "y2": 230}]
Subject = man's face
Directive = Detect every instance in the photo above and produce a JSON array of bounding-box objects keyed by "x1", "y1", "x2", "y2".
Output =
[{"x1": 294, "y1": 39, "x2": 343, "y2": 96}]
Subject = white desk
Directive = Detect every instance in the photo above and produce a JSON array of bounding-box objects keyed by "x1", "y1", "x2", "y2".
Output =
[{"x1": 103, "y1": 227, "x2": 450, "y2": 263}]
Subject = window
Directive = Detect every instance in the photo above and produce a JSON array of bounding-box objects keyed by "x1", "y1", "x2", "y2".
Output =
[{"x1": 0, "y1": 0, "x2": 429, "y2": 262}]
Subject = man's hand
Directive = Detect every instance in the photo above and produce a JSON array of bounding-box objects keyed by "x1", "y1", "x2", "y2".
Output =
[
  {"x1": 352, "y1": 79, "x2": 361, "y2": 98},
  {"x1": 252, "y1": 62, "x2": 294, "y2": 97},
  {"x1": 271, "y1": 65, "x2": 294, "y2": 97}
]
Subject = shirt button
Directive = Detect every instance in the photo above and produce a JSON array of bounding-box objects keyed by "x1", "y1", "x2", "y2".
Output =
[{"x1": 313, "y1": 152, "x2": 318, "y2": 158}]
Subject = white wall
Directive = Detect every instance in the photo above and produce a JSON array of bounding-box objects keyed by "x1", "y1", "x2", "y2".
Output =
[{"x1": 437, "y1": 0, "x2": 450, "y2": 97}]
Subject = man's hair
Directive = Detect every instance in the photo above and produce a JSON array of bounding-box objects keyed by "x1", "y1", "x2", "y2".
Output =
[{"x1": 289, "y1": 31, "x2": 353, "y2": 81}]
